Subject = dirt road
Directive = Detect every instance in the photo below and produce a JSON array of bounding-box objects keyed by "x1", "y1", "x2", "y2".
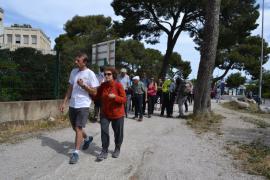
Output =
[{"x1": 0, "y1": 102, "x2": 265, "y2": 180}]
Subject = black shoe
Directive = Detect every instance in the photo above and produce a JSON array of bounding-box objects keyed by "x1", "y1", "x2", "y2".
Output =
[
  {"x1": 138, "y1": 117, "x2": 143, "y2": 121},
  {"x1": 69, "y1": 152, "x2": 79, "y2": 164},
  {"x1": 82, "y1": 136, "x2": 93, "y2": 150},
  {"x1": 132, "y1": 116, "x2": 138, "y2": 119},
  {"x1": 148, "y1": 115, "x2": 151, "y2": 118},
  {"x1": 112, "y1": 148, "x2": 120, "y2": 158},
  {"x1": 166, "y1": 115, "x2": 173, "y2": 118},
  {"x1": 97, "y1": 150, "x2": 108, "y2": 161},
  {"x1": 160, "y1": 114, "x2": 164, "y2": 117}
]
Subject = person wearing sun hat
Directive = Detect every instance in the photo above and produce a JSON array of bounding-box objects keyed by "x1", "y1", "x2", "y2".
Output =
[{"x1": 131, "y1": 76, "x2": 146, "y2": 121}]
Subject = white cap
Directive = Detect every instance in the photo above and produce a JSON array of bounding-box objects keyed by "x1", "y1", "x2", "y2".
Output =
[
  {"x1": 133, "y1": 76, "x2": 140, "y2": 80},
  {"x1": 120, "y1": 68, "x2": 127, "y2": 73}
]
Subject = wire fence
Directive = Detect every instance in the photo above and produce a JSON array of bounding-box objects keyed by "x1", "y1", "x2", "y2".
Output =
[{"x1": 0, "y1": 71, "x2": 58, "y2": 101}]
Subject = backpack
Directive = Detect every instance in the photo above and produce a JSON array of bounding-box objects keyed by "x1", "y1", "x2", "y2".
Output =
[{"x1": 177, "y1": 81, "x2": 189, "y2": 96}]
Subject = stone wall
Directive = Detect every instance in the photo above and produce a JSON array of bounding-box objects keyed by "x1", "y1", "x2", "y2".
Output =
[{"x1": 0, "y1": 100, "x2": 67, "y2": 123}]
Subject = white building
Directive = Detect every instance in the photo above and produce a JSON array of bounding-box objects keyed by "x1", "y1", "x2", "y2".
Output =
[{"x1": 0, "y1": 8, "x2": 55, "y2": 55}]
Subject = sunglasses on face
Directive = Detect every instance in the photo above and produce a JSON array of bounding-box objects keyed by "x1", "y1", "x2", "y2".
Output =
[{"x1": 104, "y1": 73, "x2": 112, "y2": 76}]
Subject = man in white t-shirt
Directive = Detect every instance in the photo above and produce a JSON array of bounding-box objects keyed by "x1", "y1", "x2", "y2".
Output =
[{"x1": 60, "y1": 52, "x2": 99, "y2": 164}]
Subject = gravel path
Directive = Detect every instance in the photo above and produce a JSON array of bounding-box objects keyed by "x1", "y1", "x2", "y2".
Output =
[{"x1": 0, "y1": 102, "x2": 265, "y2": 180}]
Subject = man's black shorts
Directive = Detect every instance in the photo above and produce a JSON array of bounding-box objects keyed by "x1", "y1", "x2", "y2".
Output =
[{"x1": 69, "y1": 107, "x2": 89, "y2": 129}]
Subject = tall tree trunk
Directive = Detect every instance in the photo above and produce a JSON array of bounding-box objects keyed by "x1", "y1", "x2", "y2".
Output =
[
  {"x1": 193, "y1": 0, "x2": 221, "y2": 116},
  {"x1": 159, "y1": 45, "x2": 174, "y2": 79}
]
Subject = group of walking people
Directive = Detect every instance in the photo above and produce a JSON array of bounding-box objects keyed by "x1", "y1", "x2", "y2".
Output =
[{"x1": 59, "y1": 52, "x2": 193, "y2": 164}]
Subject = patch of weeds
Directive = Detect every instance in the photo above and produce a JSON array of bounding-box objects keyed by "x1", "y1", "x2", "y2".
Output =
[
  {"x1": 229, "y1": 140, "x2": 270, "y2": 179},
  {"x1": 0, "y1": 115, "x2": 70, "y2": 144},
  {"x1": 240, "y1": 116, "x2": 270, "y2": 129},
  {"x1": 186, "y1": 112, "x2": 225, "y2": 134}
]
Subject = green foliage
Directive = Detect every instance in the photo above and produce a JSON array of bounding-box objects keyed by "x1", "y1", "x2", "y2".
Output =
[
  {"x1": 0, "y1": 48, "x2": 56, "y2": 101},
  {"x1": 112, "y1": 0, "x2": 203, "y2": 78},
  {"x1": 226, "y1": 72, "x2": 246, "y2": 88},
  {"x1": 169, "y1": 52, "x2": 191, "y2": 79},
  {"x1": 192, "y1": 0, "x2": 263, "y2": 81},
  {"x1": 112, "y1": 0, "x2": 202, "y2": 43},
  {"x1": 230, "y1": 36, "x2": 270, "y2": 79},
  {"x1": 262, "y1": 71, "x2": 270, "y2": 98},
  {"x1": 245, "y1": 83, "x2": 257, "y2": 94},
  {"x1": 244, "y1": 70, "x2": 270, "y2": 98},
  {"x1": 116, "y1": 39, "x2": 146, "y2": 73},
  {"x1": 116, "y1": 39, "x2": 192, "y2": 79}
]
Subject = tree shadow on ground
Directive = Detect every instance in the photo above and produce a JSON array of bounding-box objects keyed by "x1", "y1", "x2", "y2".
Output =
[{"x1": 38, "y1": 135, "x2": 103, "y2": 157}]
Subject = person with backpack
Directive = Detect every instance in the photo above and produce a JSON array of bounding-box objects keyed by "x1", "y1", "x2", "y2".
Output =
[
  {"x1": 175, "y1": 78, "x2": 189, "y2": 118},
  {"x1": 168, "y1": 79, "x2": 176, "y2": 118},
  {"x1": 160, "y1": 78, "x2": 172, "y2": 117}
]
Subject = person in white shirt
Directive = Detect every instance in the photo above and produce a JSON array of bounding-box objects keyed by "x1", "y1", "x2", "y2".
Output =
[
  {"x1": 118, "y1": 68, "x2": 131, "y2": 118},
  {"x1": 60, "y1": 52, "x2": 99, "y2": 164}
]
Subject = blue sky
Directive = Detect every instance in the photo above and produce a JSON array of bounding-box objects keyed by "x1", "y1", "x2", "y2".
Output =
[{"x1": 1, "y1": 0, "x2": 270, "y2": 79}]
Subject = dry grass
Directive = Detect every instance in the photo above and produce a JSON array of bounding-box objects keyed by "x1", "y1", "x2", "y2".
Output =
[
  {"x1": 0, "y1": 115, "x2": 70, "y2": 144},
  {"x1": 240, "y1": 116, "x2": 270, "y2": 129},
  {"x1": 186, "y1": 112, "x2": 225, "y2": 134},
  {"x1": 229, "y1": 141, "x2": 270, "y2": 179},
  {"x1": 222, "y1": 102, "x2": 270, "y2": 119}
]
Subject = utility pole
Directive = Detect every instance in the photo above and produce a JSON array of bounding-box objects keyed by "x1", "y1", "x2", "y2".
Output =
[{"x1": 259, "y1": 0, "x2": 264, "y2": 105}]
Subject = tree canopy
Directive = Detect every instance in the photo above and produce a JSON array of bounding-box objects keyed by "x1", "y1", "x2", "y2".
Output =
[
  {"x1": 116, "y1": 39, "x2": 191, "y2": 79},
  {"x1": 192, "y1": 0, "x2": 263, "y2": 82},
  {"x1": 226, "y1": 72, "x2": 246, "y2": 88},
  {"x1": 112, "y1": 0, "x2": 203, "y2": 78}
]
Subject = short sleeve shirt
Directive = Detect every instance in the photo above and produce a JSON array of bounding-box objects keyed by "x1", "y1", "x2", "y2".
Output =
[
  {"x1": 69, "y1": 68, "x2": 99, "y2": 108},
  {"x1": 118, "y1": 75, "x2": 130, "y2": 90},
  {"x1": 132, "y1": 81, "x2": 145, "y2": 95}
]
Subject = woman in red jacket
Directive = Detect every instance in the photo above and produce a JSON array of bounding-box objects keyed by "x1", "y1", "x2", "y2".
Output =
[
  {"x1": 147, "y1": 78, "x2": 157, "y2": 118},
  {"x1": 94, "y1": 67, "x2": 126, "y2": 161}
]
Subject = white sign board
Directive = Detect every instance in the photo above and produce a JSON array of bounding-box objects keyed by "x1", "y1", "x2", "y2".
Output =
[{"x1": 92, "y1": 40, "x2": 115, "y2": 66}]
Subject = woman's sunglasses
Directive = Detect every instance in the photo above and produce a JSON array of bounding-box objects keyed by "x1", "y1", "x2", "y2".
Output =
[{"x1": 104, "y1": 73, "x2": 112, "y2": 76}]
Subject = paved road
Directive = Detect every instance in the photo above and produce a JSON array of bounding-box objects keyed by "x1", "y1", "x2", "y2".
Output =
[{"x1": 0, "y1": 103, "x2": 263, "y2": 180}]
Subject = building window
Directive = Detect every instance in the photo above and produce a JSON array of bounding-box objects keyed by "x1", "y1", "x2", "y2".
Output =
[
  {"x1": 7, "y1": 34, "x2": 12, "y2": 44},
  {"x1": 23, "y1": 35, "x2": 29, "y2": 44},
  {"x1": 15, "y1": 34, "x2": 21, "y2": 44},
  {"x1": 31, "y1": 35, "x2": 37, "y2": 44}
]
